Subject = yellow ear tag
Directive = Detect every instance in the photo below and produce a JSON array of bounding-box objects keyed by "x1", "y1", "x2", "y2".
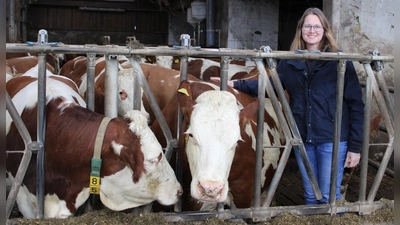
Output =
[
  {"x1": 174, "y1": 59, "x2": 180, "y2": 64},
  {"x1": 178, "y1": 88, "x2": 190, "y2": 96}
]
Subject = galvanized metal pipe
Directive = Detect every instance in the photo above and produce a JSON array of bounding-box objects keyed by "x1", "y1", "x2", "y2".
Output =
[
  {"x1": 161, "y1": 200, "x2": 391, "y2": 223},
  {"x1": 363, "y1": 64, "x2": 394, "y2": 202},
  {"x1": 86, "y1": 53, "x2": 96, "y2": 111},
  {"x1": 359, "y1": 63, "x2": 374, "y2": 202},
  {"x1": 374, "y1": 69, "x2": 394, "y2": 122},
  {"x1": 252, "y1": 59, "x2": 266, "y2": 208},
  {"x1": 6, "y1": 92, "x2": 33, "y2": 219},
  {"x1": 132, "y1": 68, "x2": 142, "y2": 111},
  {"x1": 128, "y1": 57, "x2": 175, "y2": 161},
  {"x1": 6, "y1": 43, "x2": 394, "y2": 62},
  {"x1": 36, "y1": 53, "x2": 47, "y2": 219},
  {"x1": 104, "y1": 55, "x2": 119, "y2": 118},
  {"x1": 219, "y1": 56, "x2": 229, "y2": 90},
  {"x1": 8, "y1": 0, "x2": 17, "y2": 42},
  {"x1": 259, "y1": 62, "x2": 299, "y2": 208},
  {"x1": 329, "y1": 60, "x2": 346, "y2": 206}
]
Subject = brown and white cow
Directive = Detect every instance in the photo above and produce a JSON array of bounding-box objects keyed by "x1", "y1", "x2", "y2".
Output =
[
  {"x1": 6, "y1": 67, "x2": 182, "y2": 219},
  {"x1": 58, "y1": 55, "x2": 148, "y2": 117},
  {"x1": 6, "y1": 56, "x2": 56, "y2": 82},
  {"x1": 151, "y1": 80, "x2": 285, "y2": 211}
]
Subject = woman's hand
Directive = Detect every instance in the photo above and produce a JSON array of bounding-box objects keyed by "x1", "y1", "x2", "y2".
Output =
[
  {"x1": 210, "y1": 77, "x2": 234, "y2": 87},
  {"x1": 345, "y1": 152, "x2": 361, "y2": 168}
]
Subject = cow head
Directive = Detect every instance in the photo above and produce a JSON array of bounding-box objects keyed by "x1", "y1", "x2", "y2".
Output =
[
  {"x1": 177, "y1": 81, "x2": 258, "y2": 203},
  {"x1": 99, "y1": 110, "x2": 182, "y2": 210}
]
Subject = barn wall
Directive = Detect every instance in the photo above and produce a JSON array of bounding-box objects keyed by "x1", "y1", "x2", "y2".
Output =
[
  {"x1": 221, "y1": 0, "x2": 279, "y2": 50},
  {"x1": 324, "y1": 0, "x2": 394, "y2": 86},
  {"x1": 25, "y1": 1, "x2": 169, "y2": 45}
]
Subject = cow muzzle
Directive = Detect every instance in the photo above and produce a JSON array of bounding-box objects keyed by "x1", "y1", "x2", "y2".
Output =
[{"x1": 196, "y1": 180, "x2": 226, "y2": 202}]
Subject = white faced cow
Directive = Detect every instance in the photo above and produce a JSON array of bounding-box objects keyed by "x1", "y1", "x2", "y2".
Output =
[
  {"x1": 6, "y1": 66, "x2": 182, "y2": 218},
  {"x1": 151, "y1": 80, "x2": 285, "y2": 211}
]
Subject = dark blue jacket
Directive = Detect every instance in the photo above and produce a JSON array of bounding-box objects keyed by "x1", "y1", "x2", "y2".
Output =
[{"x1": 234, "y1": 55, "x2": 365, "y2": 153}]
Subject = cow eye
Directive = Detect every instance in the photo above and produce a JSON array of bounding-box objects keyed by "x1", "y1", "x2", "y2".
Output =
[
  {"x1": 147, "y1": 153, "x2": 162, "y2": 165},
  {"x1": 148, "y1": 158, "x2": 159, "y2": 165}
]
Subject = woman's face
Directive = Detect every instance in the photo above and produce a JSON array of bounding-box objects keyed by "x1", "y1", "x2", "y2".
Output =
[{"x1": 301, "y1": 14, "x2": 324, "y2": 50}]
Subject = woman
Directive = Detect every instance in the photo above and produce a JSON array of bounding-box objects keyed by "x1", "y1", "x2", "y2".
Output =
[{"x1": 213, "y1": 8, "x2": 364, "y2": 204}]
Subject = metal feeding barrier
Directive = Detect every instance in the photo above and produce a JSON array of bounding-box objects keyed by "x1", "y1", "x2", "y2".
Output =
[{"x1": 6, "y1": 30, "x2": 394, "y2": 222}]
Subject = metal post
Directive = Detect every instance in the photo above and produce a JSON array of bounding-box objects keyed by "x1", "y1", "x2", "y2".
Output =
[
  {"x1": 219, "y1": 56, "x2": 229, "y2": 90},
  {"x1": 329, "y1": 60, "x2": 346, "y2": 207},
  {"x1": 8, "y1": 0, "x2": 17, "y2": 42},
  {"x1": 252, "y1": 59, "x2": 266, "y2": 208},
  {"x1": 359, "y1": 62, "x2": 373, "y2": 202},
  {"x1": 258, "y1": 58, "x2": 295, "y2": 208},
  {"x1": 104, "y1": 55, "x2": 119, "y2": 118},
  {"x1": 86, "y1": 53, "x2": 96, "y2": 111},
  {"x1": 36, "y1": 53, "x2": 47, "y2": 219},
  {"x1": 6, "y1": 92, "x2": 34, "y2": 219}
]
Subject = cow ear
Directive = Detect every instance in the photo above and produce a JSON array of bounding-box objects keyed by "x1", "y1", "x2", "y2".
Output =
[
  {"x1": 239, "y1": 99, "x2": 259, "y2": 130},
  {"x1": 177, "y1": 81, "x2": 195, "y2": 123}
]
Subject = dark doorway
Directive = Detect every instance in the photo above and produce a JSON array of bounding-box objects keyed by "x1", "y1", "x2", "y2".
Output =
[{"x1": 278, "y1": 0, "x2": 323, "y2": 50}]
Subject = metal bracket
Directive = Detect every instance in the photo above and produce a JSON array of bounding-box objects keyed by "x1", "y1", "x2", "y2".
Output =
[
  {"x1": 27, "y1": 141, "x2": 43, "y2": 154},
  {"x1": 260, "y1": 45, "x2": 276, "y2": 68},
  {"x1": 252, "y1": 209, "x2": 272, "y2": 222},
  {"x1": 173, "y1": 34, "x2": 201, "y2": 50},
  {"x1": 26, "y1": 29, "x2": 58, "y2": 46},
  {"x1": 369, "y1": 49, "x2": 384, "y2": 71}
]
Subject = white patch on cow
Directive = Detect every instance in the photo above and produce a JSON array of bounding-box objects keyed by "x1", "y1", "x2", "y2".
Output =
[
  {"x1": 185, "y1": 90, "x2": 240, "y2": 202},
  {"x1": 100, "y1": 110, "x2": 181, "y2": 210},
  {"x1": 111, "y1": 141, "x2": 123, "y2": 156},
  {"x1": 43, "y1": 194, "x2": 73, "y2": 218},
  {"x1": 7, "y1": 171, "x2": 75, "y2": 219},
  {"x1": 6, "y1": 67, "x2": 86, "y2": 135},
  {"x1": 6, "y1": 172, "x2": 38, "y2": 219},
  {"x1": 117, "y1": 68, "x2": 147, "y2": 117}
]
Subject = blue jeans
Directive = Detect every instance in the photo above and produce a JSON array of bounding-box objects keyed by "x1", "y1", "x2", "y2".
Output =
[{"x1": 294, "y1": 141, "x2": 347, "y2": 205}]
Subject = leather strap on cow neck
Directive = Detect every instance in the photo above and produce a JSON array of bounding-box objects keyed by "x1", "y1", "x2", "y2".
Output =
[
  {"x1": 93, "y1": 117, "x2": 112, "y2": 160},
  {"x1": 90, "y1": 117, "x2": 111, "y2": 195}
]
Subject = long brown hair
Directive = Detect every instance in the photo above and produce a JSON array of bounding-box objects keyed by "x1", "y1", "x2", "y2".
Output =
[{"x1": 290, "y1": 8, "x2": 339, "y2": 52}]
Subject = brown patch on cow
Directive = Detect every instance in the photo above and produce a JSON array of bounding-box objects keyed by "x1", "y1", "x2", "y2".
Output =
[
  {"x1": 6, "y1": 76, "x2": 37, "y2": 97},
  {"x1": 119, "y1": 90, "x2": 128, "y2": 100},
  {"x1": 177, "y1": 81, "x2": 195, "y2": 123},
  {"x1": 238, "y1": 99, "x2": 259, "y2": 130}
]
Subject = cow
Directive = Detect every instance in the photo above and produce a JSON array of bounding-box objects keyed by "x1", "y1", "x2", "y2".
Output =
[
  {"x1": 168, "y1": 57, "x2": 256, "y2": 81},
  {"x1": 6, "y1": 66, "x2": 183, "y2": 219},
  {"x1": 6, "y1": 52, "x2": 64, "y2": 74},
  {"x1": 58, "y1": 55, "x2": 147, "y2": 117},
  {"x1": 136, "y1": 63, "x2": 201, "y2": 123},
  {"x1": 6, "y1": 56, "x2": 56, "y2": 81},
  {"x1": 151, "y1": 80, "x2": 285, "y2": 211}
]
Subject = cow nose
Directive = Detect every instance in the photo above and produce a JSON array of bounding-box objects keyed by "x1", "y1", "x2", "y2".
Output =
[{"x1": 197, "y1": 181, "x2": 224, "y2": 201}]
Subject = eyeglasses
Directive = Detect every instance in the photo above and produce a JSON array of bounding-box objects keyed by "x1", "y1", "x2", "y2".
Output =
[{"x1": 302, "y1": 24, "x2": 324, "y2": 32}]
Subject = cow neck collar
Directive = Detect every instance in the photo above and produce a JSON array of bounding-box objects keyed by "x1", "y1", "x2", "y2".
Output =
[{"x1": 93, "y1": 117, "x2": 112, "y2": 159}]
